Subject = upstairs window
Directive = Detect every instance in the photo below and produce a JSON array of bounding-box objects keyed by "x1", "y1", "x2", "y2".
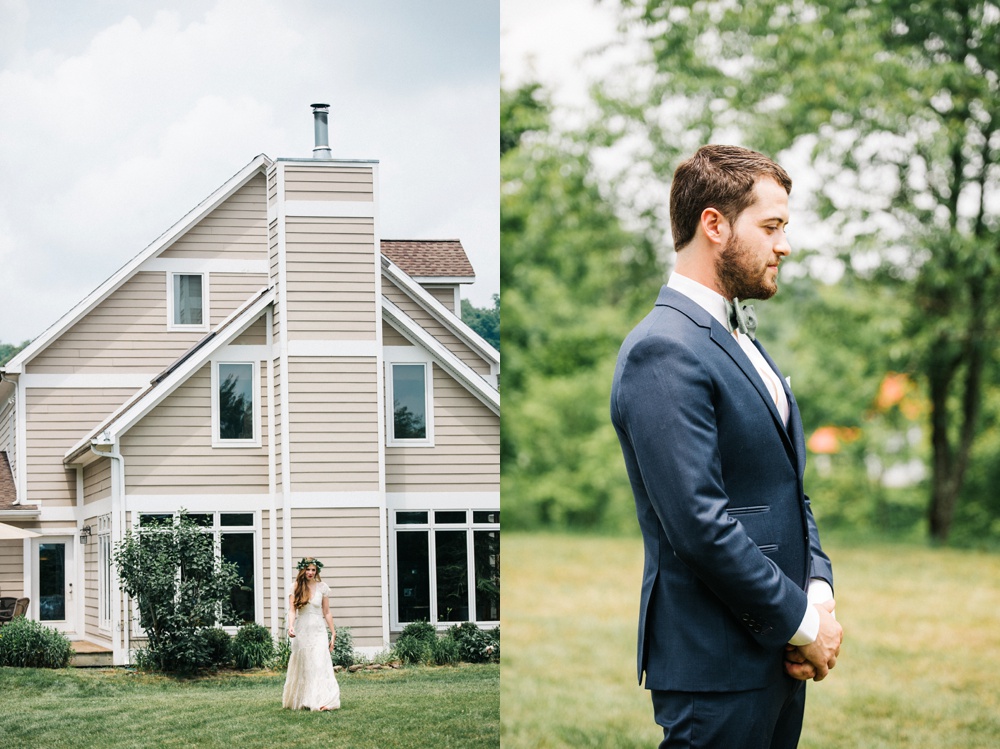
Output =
[
  {"x1": 389, "y1": 362, "x2": 432, "y2": 445},
  {"x1": 168, "y1": 272, "x2": 208, "y2": 331},
  {"x1": 213, "y1": 361, "x2": 259, "y2": 447}
]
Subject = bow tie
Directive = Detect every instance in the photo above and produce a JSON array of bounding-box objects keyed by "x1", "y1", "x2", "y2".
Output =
[{"x1": 725, "y1": 297, "x2": 757, "y2": 340}]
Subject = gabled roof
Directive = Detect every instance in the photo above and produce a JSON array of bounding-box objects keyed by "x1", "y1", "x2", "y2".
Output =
[
  {"x1": 380, "y1": 240, "x2": 475, "y2": 282},
  {"x1": 64, "y1": 286, "x2": 275, "y2": 465},
  {"x1": 382, "y1": 297, "x2": 499, "y2": 415},
  {"x1": 381, "y1": 257, "x2": 499, "y2": 370},
  {"x1": 3, "y1": 154, "x2": 273, "y2": 375}
]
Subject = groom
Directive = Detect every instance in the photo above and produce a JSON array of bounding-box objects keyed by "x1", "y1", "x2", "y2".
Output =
[{"x1": 610, "y1": 145, "x2": 843, "y2": 748}]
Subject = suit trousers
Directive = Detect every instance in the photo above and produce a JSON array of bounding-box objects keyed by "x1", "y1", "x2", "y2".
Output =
[{"x1": 651, "y1": 676, "x2": 806, "y2": 749}]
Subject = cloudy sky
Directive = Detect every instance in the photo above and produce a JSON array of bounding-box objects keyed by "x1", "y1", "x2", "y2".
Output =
[{"x1": 0, "y1": 0, "x2": 498, "y2": 344}]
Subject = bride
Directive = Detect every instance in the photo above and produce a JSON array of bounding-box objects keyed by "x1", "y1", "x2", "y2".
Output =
[{"x1": 282, "y1": 557, "x2": 341, "y2": 711}]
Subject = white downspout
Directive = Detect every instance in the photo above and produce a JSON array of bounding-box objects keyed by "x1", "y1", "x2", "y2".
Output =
[{"x1": 91, "y1": 438, "x2": 128, "y2": 666}]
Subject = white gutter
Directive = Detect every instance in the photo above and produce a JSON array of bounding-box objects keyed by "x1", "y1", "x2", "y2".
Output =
[{"x1": 91, "y1": 437, "x2": 129, "y2": 666}]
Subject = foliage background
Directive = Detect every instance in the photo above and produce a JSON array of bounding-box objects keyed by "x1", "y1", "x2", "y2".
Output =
[{"x1": 501, "y1": 0, "x2": 1000, "y2": 547}]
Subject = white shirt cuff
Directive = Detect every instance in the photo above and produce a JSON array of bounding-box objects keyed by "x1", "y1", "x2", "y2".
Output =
[{"x1": 788, "y1": 579, "x2": 834, "y2": 646}]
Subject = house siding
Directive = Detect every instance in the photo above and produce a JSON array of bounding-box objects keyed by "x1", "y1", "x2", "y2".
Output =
[
  {"x1": 0, "y1": 540, "x2": 24, "y2": 597},
  {"x1": 284, "y1": 217, "x2": 378, "y2": 340},
  {"x1": 283, "y1": 166, "x2": 375, "y2": 203},
  {"x1": 386, "y1": 364, "x2": 499, "y2": 492},
  {"x1": 83, "y1": 460, "x2": 112, "y2": 502},
  {"x1": 425, "y1": 286, "x2": 458, "y2": 313},
  {"x1": 158, "y1": 175, "x2": 267, "y2": 260},
  {"x1": 382, "y1": 279, "x2": 491, "y2": 375},
  {"x1": 1, "y1": 396, "x2": 15, "y2": 484},
  {"x1": 24, "y1": 388, "x2": 136, "y2": 507},
  {"x1": 289, "y1": 507, "x2": 383, "y2": 646},
  {"x1": 287, "y1": 357, "x2": 380, "y2": 492},
  {"x1": 121, "y1": 363, "x2": 269, "y2": 494}
]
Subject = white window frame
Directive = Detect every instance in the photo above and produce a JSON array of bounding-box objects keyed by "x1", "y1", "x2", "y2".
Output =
[
  {"x1": 130, "y1": 511, "x2": 261, "y2": 635},
  {"x1": 386, "y1": 358, "x2": 434, "y2": 447},
  {"x1": 98, "y1": 514, "x2": 113, "y2": 633},
  {"x1": 211, "y1": 360, "x2": 261, "y2": 448},
  {"x1": 389, "y1": 509, "x2": 500, "y2": 631},
  {"x1": 167, "y1": 272, "x2": 210, "y2": 332}
]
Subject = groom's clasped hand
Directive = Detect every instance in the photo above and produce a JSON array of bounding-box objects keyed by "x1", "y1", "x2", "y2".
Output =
[{"x1": 783, "y1": 599, "x2": 843, "y2": 682}]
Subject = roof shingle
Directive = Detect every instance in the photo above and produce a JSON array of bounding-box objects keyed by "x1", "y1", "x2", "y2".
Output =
[{"x1": 380, "y1": 239, "x2": 475, "y2": 280}]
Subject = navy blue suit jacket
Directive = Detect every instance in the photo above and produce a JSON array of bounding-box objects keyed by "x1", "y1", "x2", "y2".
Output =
[{"x1": 611, "y1": 285, "x2": 833, "y2": 692}]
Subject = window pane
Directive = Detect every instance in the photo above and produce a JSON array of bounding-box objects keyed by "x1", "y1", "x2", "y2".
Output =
[
  {"x1": 221, "y1": 533, "x2": 255, "y2": 625},
  {"x1": 435, "y1": 511, "x2": 466, "y2": 524},
  {"x1": 219, "y1": 363, "x2": 254, "y2": 440},
  {"x1": 392, "y1": 364, "x2": 426, "y2": 439},
  {"x1": 474, "y1": 530, "x2": 500, "y2": 621},
  {"x1": 38, "y1": 543, "x2": 66, "y2": 621},
  {"x1": 473, "y1": 511, "x2": 499, "y2": 524},
  {"x1": 186, "y1": 513, "x2": 213, "y2": 527},
  {"x1": 174, "y1": 274, "x2": 203, "y2": 325},
  {"x1": 435, "y1": 530, "x2": 469, "y2": 622},
  {"x1": 221, "y1": 513, "x2": 254, "y2": 527},
  {"x1": 396, "y1": 531, "x2": 430, "y2": 623},
  {"x1": 396, "y1": 511, "x2": 428, "y2": 525},
  {"x1": 139, "y1": 513, "x2": 172, "y2": 527}
]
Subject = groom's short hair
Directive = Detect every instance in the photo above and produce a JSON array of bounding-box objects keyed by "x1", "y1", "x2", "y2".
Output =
[{"x1": 670, "y1": 144, "x2": 792, "y2": 251}]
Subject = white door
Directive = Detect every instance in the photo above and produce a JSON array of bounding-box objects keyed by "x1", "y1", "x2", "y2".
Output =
[{"x1": 32, "y1": 536, "x2": 76, "y2": 634}]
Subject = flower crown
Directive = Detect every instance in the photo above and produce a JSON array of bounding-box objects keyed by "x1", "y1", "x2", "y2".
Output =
[{"x1": 297, "y1": 557, "x2": 324, "y2": 571}]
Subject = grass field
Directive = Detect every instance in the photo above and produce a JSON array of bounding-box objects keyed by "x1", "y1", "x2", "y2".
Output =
[
  {"x1": 0, "y1": 663, "x2": 498, "y2": 748},
  {"x1": 501, "y1": 533, "x2": 1000, "y2": 748}
]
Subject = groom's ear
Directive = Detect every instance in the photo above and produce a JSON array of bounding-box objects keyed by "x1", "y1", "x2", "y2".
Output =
[{"x1": 699, "y1": 207, "x2": 728, "y2": 246}]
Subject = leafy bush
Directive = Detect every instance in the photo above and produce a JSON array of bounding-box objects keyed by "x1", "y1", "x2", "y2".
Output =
[
  {"x1": 0, "y1": 617, "x2": 74, "y2": 668},
  {"x1": 230, "y1": 622, "x2": 275, "y2": 670},
  {"x1": 202, "y1": 627, "x2": 231, "y2": 667},
  {"x1": 431, "y1": 635, "x2": 460, "y2": 666},
  {"x1": 275, "y1": 634, "x2": 291, "y2": 671},
  {"x1": 393, "y1": 634, "x2": 432, "y2": 665},
  {"x1": 445, "y1": 622, "x2": 500, "y2": 663},
  {"x1": 114, "y1": 511, "x2": 241, "y2": 674},
  {"x1": 331, "y1": 626, "x2": 354, "y2": 669},
  {"x1": 394, "y1": 620, "x2": 439, "y2": 665}
]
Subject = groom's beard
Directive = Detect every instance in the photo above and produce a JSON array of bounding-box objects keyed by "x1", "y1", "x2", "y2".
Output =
[{"x1": 716, "y1": 231, "x2": 778, "y2": 301}]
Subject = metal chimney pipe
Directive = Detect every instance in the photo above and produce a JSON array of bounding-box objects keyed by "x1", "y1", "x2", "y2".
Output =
[{"x1": 311, "y1": 103, "x2": 332, "y2": 159}]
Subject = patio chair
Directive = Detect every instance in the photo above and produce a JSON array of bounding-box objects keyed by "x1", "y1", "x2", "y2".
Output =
[
  {"x1": 0, "y1": 597, "x2": 16, "y2": 624},
  {"x1": 11, "y1": 598, "x2": 28, "y2": 619}
]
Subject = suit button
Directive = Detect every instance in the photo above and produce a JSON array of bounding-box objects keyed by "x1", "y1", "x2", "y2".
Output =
[{"x1": 741, "y1": 614, "x2": 750, "y2": 622}]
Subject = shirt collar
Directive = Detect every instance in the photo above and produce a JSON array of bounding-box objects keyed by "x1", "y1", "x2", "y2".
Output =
[{"x1": 667, "y1": 272, "x2": 729, "y2": 330}]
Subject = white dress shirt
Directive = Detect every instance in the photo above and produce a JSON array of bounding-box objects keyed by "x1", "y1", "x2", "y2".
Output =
[{"x1": 667, "y1": 272, "x2": 833, "y2": 645}]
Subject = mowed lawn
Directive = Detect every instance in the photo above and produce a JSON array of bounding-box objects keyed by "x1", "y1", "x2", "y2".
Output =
[
  {"x1": 501, "y1": 533, "x2": 1000, "y2": 748},
  {"x1": 0, "y1": 663, "x2": 498, "y2": 748}
]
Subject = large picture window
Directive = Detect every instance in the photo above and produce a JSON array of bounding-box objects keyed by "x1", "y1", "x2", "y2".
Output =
[
  {"x1": 388, "y1": 362, "x2": 432, "y2": 445},
  {"x1": 392, "y1": 509, "x2": 499, "y2": 628},
  {"x1": 137, "y1": 512, "x2": 257, "y2": 627},
  {"x1": 168, "y1": 273, "x2": 208, "y2": 330},
  {"x1": 213, "y1": 361, "x2": 259, "y2": 446}
]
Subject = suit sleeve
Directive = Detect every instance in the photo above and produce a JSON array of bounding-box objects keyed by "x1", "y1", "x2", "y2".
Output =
[
  {"x1": 615, "y1": 333, "x2": 808, "y2": 649},
  {"x1": 804, "y1": 495, "x2": 833, "y2": 588}
]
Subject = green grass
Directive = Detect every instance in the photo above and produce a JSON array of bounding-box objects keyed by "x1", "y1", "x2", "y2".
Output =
[
  {"x1": 0, "y1": 663, "x2": 498, "y2": 748},
  {"x1": 501, "y1": 532, "x2": 1000, "y2": 748}
]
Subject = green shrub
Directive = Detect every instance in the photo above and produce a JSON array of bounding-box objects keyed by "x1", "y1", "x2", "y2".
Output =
[
  {"x1": 432, "y1": 634, "x2": 460, "y2": 666},
  {"x1": 447, "y1": 621, "x2": 500, "y2": 663},
  {"x1": 0, "y1": 617, "x2": 75, "y2": 668},
  {"x1": 399, "y1": 619, "x2": 438, "y2": 646},
  {"x1": 202, "y1": 627, "x2": 231, "y2": 667},
  {"x1": 331, "y1": 626, "x2": 354, "y2": 669},
  {"x1": 230, "y1": 622, "x2": 275, "y2": 670},
  {"x1": 275, "y1": 634, "x2": 291, "y2": 671},
  {"x1": 393, "y1": 633, "x2": 432, "y2": 665}
]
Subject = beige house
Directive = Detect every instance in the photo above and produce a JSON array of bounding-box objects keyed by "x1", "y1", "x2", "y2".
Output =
[{"x1": 0, "y1": 114, "x2": 499, "y2": 664}]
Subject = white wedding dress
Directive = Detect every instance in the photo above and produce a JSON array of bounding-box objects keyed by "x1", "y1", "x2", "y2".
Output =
[{"x1": 282, "y1": 581, "x2": 341, "y2": 711}]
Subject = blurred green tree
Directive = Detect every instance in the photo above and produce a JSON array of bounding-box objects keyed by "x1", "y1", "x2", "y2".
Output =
[
  {"x1": 500, "y1": 81, "x2": 662, "y2": 530},
  {"x1": 605, "y1": 0, "x2": 1000, "y2": 542}
]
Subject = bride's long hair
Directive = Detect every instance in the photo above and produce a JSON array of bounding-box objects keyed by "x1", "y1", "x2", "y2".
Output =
[{"x1": 292, "y1": 562, "x2": 323, "y2": 610}]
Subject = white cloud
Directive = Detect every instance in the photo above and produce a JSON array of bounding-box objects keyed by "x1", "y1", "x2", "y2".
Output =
[{"x1": 0, "y1": 0, "x2": 498, "y2": 342}]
